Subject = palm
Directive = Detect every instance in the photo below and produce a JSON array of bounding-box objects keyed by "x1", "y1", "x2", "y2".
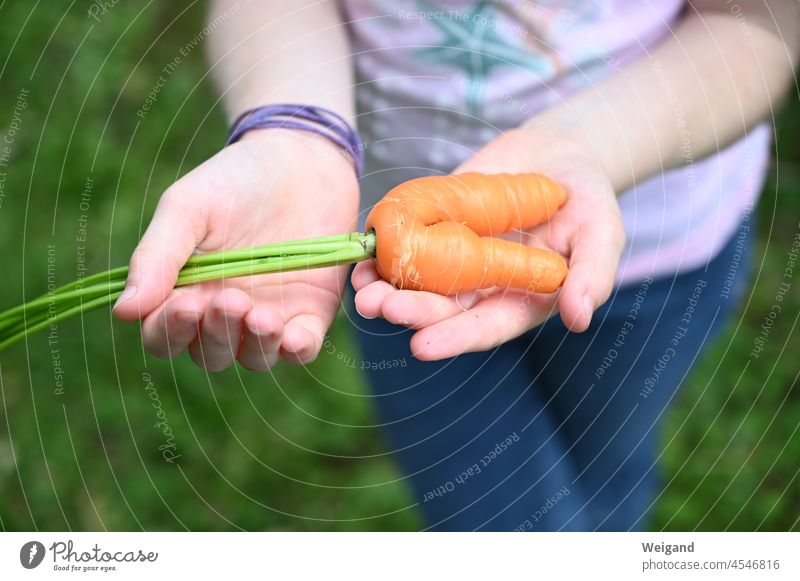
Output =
[
  {"x1": 115, "y1": 130, "x2": 359, "y2": 370},
  {"x1": 193, "y1": 153, "x2": 354, "y2": 328}
]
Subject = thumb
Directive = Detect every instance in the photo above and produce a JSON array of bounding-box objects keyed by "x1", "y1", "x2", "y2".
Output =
[{"x1": 113, "y1": 189, "x2": 206, "y2": 322}]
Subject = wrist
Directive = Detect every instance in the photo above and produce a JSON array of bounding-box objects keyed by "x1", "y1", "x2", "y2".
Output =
[
  {"x1": 519, "y1": 109, "x2": 630, "y2": 194},
  {"x1": 238, "y1": 127, "x2": 360, "y2": 181}
]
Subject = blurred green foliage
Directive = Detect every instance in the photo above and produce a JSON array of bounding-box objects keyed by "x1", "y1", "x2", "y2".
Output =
[{"x1": 0, "y1": 2, "x2": 797, "y2": 531}]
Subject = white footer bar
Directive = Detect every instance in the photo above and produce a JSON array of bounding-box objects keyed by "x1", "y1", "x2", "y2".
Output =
[{"x1": 1, "y1": 532, "x2": 797, "y2": 579}]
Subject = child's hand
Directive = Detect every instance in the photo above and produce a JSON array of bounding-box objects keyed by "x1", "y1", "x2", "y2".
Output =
[
  {"x1": 114, "y1": 129, "x2": 359, "y2": 370},
  {"x1": 352, "y1": 128, "x2": 625, "y2": 360}
]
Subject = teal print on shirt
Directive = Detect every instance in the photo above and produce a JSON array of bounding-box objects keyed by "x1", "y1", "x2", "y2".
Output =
[{"x1": 413, "y1": 0, "x2": 551, "y2": 116}]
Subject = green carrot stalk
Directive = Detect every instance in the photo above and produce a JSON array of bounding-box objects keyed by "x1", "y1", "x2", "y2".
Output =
[{"x1": 0, "y1": 231, "x2": 376, "y2": 353}]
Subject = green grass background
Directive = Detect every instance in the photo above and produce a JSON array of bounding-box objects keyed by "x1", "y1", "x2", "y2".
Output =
[{"x1": 0, "y1": 2, "x2": 797, "y2": 531}]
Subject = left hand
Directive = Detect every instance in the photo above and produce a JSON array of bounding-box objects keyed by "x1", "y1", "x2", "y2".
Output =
[{"x1": 351, "y1": 127, "x2": 626, "y2": 360}]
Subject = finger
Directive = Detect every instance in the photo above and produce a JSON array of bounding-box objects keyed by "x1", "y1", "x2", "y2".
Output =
[
  {"x1": 237, "y1": 305, "x2": 284, "y2": 372},
  {"x1": 280, "y1": 313, "x2": 330, "y2": 365},
  {"x1": 189, "y1": 288, "x2": 252, "y2": 372},
  {"x1": 559, "y1": 217, "x2": 625, "y2": 333},
  {"x1": 113, "y1": 187, "x2": 206, "y2": 322},
  {"x1": 141, "y1": 292, "x2": 207, "y2": 359},
  {"x1": 380, "y1": 289, "x2": 484, "y2": 329},
  {"x1": 351, "y1": 260, "x2": 382, "y2": 291},
  {"x1": 410, "y1": 291, "x2": 558, "y2": 361},
  {"x1": 353, "y1": 279, "x2": 396, "y2": 319}
]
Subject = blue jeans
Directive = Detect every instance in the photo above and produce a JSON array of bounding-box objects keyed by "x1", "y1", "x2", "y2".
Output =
[{"x1": 347, "y1": 223, "x2": 754, "y2": 531}]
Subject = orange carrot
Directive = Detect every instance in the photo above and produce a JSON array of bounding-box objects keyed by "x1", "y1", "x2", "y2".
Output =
[{"x1": 365, "y1": 172, "x2": 568, "y2": 295}]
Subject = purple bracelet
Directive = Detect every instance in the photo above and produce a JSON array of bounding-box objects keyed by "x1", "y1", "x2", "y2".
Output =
[{"x1": 226, "y1": 104, "x2": 364, "y2": 176}]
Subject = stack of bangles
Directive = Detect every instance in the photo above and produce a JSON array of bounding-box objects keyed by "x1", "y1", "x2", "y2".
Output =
[{"x1": 226, "y1": 103, "x2": 364, "y2": 177}]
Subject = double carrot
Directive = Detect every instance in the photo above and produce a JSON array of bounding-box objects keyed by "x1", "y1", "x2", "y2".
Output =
[
  {"x1": 0, "y1": 172, "x2": 568, "y2": 352},
  {"x1": 367, "y1": 172, "x2": 568, "y2": 295}
]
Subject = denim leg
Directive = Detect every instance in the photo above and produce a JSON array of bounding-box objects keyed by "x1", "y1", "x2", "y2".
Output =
[
  {"x1": 347, "y1": 300, "x2": 591, "y2": 531},
  {"x1": 519, "y1": 223, "x2": 755, "y2": 530}
]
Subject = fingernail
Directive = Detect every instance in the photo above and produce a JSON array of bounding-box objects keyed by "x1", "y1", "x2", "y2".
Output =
[
  {"x1": 455, "y1": 290, "x2": 479, "y2": 311},
  {"x1": 114, "y1": 285, "x2": 137, "y2": 310},
  {"x1": 246, "y1": 321, "x2": 277, "y2": 339},
  {"x1": 583, "y1": 295, "x2": 594, "y2": 326},
  {"x1": 354, "y1": 303, "x2": 375, "y2": 320}
]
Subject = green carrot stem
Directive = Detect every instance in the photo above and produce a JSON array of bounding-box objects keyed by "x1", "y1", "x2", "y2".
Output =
[
  {"x1": 0, "y1": 234, "x2": 374, "y2": 327},
  {"x1": 0, "y1": 231, "x2": 376, "y2": 352},
  {"x1": 0, "y1": 282, "x2": 126, "y2": 337},
  {"x1": 50, "y1": 265, "x2": 129, "y2": 294},
  {"x1": 174, "y1": 239, "x2": 373, "y2": 286},
  {"x1": 0, "y1": 281, "x2": 127, "y2": 329},
  {"x1": 0, "y1": 293, "x2": 123, "y2": 353},
  {"x1": 50, "y1": 232, "x2": 362, "y2": 294},
  {"x1": 183, "y1": 233, "x2": 365, "y2": 266}
]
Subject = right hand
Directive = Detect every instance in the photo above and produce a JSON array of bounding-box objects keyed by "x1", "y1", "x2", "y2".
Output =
[
  {"x1": 352, "y1": 128, "x2": 625, "y2": 361},
  {"x1": 113, "y1": 129, "x2": 359, "y2": 371}
]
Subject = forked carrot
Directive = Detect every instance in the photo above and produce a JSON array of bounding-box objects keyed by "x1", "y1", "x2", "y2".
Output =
[
  {"x1": 0, "y1": 172, "x2": 568, "y2": 351},
  {"x1": 365, "y1": 172, "x2": 568, "y2": 295}
]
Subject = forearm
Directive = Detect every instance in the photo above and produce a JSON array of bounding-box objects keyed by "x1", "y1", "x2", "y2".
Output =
[
  {"x1": 528, "y1": 2, "x2": 799, "y2": 193},
  {"x1": 207, "y1": 0, "x2": 354, "y2": 122}
]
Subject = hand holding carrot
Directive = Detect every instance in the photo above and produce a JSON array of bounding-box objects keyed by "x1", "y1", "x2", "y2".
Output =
[{"x1": 353, "y1": 128, "x2": 625, "y2": 360}]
